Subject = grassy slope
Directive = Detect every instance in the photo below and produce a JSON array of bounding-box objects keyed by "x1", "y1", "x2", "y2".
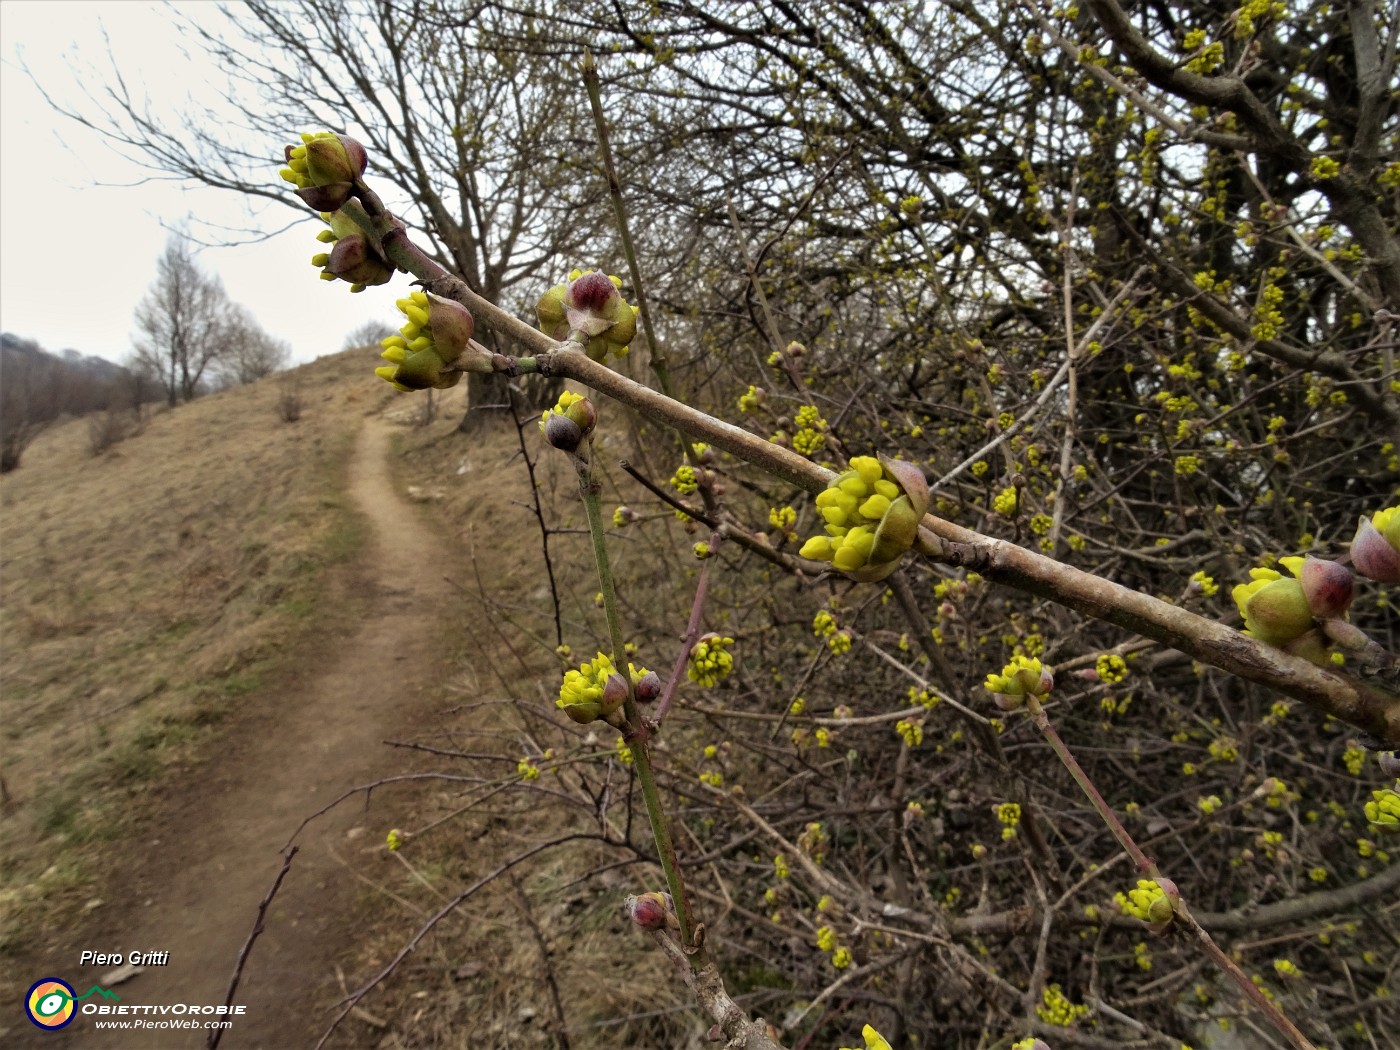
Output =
[
  {"x1": 0, "y1": 350, "x2": 382, "y2": 947},
  {"x1": 0, "y1": 363, "x2": 683, "y2": 1046}
]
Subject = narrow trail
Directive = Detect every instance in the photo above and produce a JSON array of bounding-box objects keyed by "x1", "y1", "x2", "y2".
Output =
[{"x1": 22, "y1": 419, "x2": 458, "y2": 1049}]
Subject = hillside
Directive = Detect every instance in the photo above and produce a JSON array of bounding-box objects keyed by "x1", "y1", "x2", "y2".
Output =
[{"x1": 0, "y1": 352, "x2": 502, "y2": 1045}]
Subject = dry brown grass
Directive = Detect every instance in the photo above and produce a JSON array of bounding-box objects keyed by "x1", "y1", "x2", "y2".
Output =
[
  {"x1": 0, "y1": 350, "x2": 381, "y2": 946},
  {"x1": 0, "y1": 364, "x2": 705, "y2": 1047}
]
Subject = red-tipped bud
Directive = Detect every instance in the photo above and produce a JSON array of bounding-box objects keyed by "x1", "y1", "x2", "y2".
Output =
[
  {"x1": 1352, "y1": 515, "x2": 1400, "y2": 584},
  {"x1": 1297, "y1": 557, "x2": 1353, "y2": 618},
  {"x1": 569, "y1": 271, "x2": 616, "y2": 313},
  {"x1": 625, "y1": 891, "x2": 673, "y2": 930},
  {"x1": 543, "y1": 414, "x2": 583, "y2": 453},
  {"x1": 326, "y1": 234, "x2": 394, "y2": 289},
  {"x1": 633, "y1": 671, "x2": 662, "y2": 702}
]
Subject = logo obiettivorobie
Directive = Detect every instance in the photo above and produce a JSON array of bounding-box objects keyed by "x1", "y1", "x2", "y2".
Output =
[
  {"x1": 25, "y1": 978, "x2": 77, "y2": 1030},
  {"x1": 25, "y1": 978, "x2": 119, "y2": 1031}
]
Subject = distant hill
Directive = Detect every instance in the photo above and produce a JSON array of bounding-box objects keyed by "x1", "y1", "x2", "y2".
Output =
[
  {"x1": 0, "y1": 333, "x2": 129, "y2": 385},
  {"x1": 0, "y1": 333, "x2": 152, "y2": 472}
]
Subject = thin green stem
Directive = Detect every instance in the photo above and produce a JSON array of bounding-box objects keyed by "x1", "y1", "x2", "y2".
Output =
[
  {"x1": 580, "y1": 52, "x2": 673, "y2": 398},
  {"x1": 575, "y1": 450, "x2": 698, "y2": 948}
]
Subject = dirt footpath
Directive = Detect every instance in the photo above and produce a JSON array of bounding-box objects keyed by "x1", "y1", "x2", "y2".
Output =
[{"x1": 17, "y1": 419, "x2": 457, "y2": 1049}]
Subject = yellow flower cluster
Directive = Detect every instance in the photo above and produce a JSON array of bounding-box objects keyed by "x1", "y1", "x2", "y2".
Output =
[
  {"x1": 517, "y1": 757, "x2": 540, "y2": 781},
  {"x1": 997, "y1": 801, "x2": 1020, "y2": 841},
  {"x1": 737, "y1": 384, "x2": 762, "y2": 412},
  {"x1": 670, "y1": 465, "x2": 698, "y2": 495},
  {"x1": 993, "y1": 486, "x2": 1018, "y2": 517},
  {"x1": 556, "y1": 651, "x2": 624, "y2": 723},
  {"x1": 896, "y1": 717, "x2": 923, "y2": 748},
  {"x1": 385, "y1": 828, "x2": 404, "y2": 851},
  {"x1": 1190, "y1": 570, "x2": 1219, "y2": 596},
  {"x1": 907, "y1": 685, "x2": 939, "y2": 708},
  {"x1": 792, "y1": 405, "x2": 827, "y2": 457},
  {"x1": 798, "y1": 455, "x2": 928, "y2": 579},
  {"x1": 376, "y1": 289, "x2": 481, "y2": 391},
  {"x1": 984, "y1": 655, "x2": 1052, "y2": 698},
  {"x1": 769, "y1": 505, "x2": 796, "y2": 531},
  {"x1": 1115, "y1": 879, "x2": 1172, "y2": 923},
  {"x1": 1311, "y1": 156, "x2": 1340, "y2": 180},
  {"x1": 838, "y1": 1025, "x2": 892, "y2": 1050},
  {"x1": 812, "y1": 609, "x2": 852, "y2": 653},
  {"x1": 815, "y1": 925, "x2": 852, "y2": 969},
  {"x1": 1209, "y1": 736, "x2": 1239, "y2": 763},
  {"x1": 1365, "y1": 786, "x2": 1399, "y2": 830},
  {"x1": 1096, "y1": 653, "x2": 1128, "y2": 682},
  {"x1": 687, "y1": 635, "x2": 735, "y2": 687},
  {"x1": 1036, "y1": 983, "x2": 1088, "y2": 1027},
  {"x1": 1343, "y1": 745, "x2": 1366, "y2": 775},
  {"x1": 1134, "y1": 942, "x2": 1152, "y2": 971},
  {"x1": 614, "y1": 735, "x2": 633, "y2": 765}
]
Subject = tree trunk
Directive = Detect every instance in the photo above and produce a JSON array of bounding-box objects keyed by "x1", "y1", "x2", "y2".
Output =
[{"x1": 456, "y1": 370, "x2": 514, "y2": 434}]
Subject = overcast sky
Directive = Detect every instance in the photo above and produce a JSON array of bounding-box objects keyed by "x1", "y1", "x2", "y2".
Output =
[{"x1": 0, "y1": 1, "x2": 394, "y2": 365}]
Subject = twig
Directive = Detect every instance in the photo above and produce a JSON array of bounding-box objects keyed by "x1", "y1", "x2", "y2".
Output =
[
  {"x1": 208, "y1": 847, "x2": 298, "y2": 1050},
  {"x1": 653, "y1": 531, "x2": 718, "y2": 726}
]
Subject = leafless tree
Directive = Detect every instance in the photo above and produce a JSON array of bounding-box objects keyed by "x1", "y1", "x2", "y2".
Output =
[
  {"x1": 215, "y1": 304, "x2": 290, "y2": 387},
  {"x1": 131, "y1": 236, "x2": 234, "y2": 406},
  {"x1": 57, "y1": 1, "x2": 615, "y2": 431},
  {"x1": 342, "y1": 319, "x2": 396, "y2": 352}
]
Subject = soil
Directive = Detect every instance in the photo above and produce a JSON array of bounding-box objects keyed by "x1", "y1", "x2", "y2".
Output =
[{"x1": 13, "y1": 419, "x2": 459, "y2": 1049}]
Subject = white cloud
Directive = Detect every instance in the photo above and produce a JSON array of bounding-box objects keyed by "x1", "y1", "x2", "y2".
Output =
[{"x1": 0, "y1": 1, "x2": 399, "y2": 365}]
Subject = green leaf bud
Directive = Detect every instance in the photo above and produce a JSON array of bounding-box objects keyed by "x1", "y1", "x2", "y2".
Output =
[
  {"x1": 280, "y1": 132, "x2": 367, "y2": 211},
  {"x1": 1232, "y1": 570, "x2": 1314, "y2": 645},
  {"x1": 375, "y1": 290, "x2": 484, "y2": 392}
]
